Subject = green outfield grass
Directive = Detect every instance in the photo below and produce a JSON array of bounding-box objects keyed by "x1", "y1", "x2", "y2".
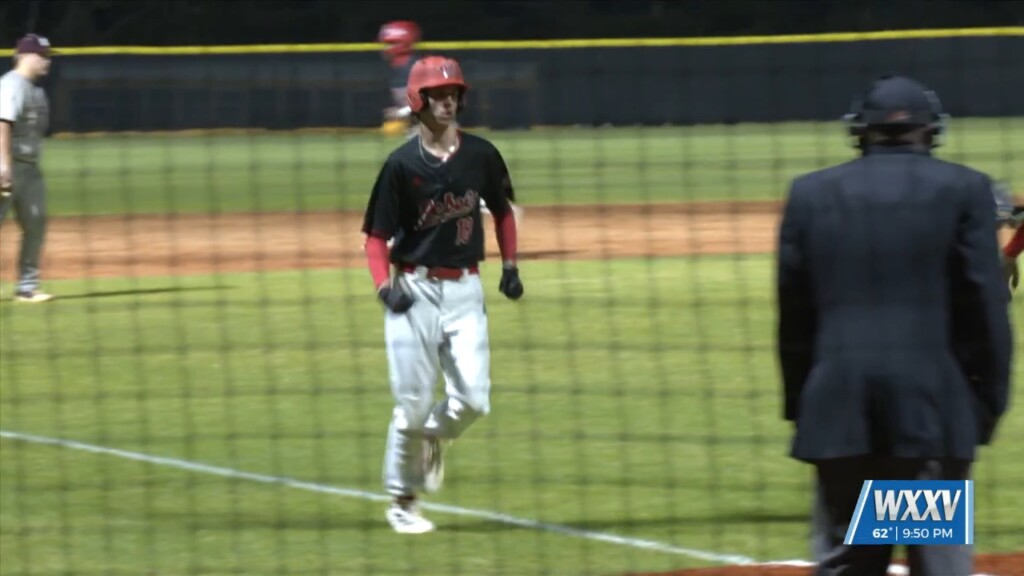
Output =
[
  {"x1": 41, "y1": 117, "x2": 1024, "y2": 217},
  {"x1": 2, "y1": 257, "x2": 1022, "y2": 575}
]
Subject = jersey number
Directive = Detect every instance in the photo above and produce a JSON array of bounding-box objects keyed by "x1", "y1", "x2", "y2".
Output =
[{"x1": 455, "y1": 217, "x2": 474, "y2": 246}]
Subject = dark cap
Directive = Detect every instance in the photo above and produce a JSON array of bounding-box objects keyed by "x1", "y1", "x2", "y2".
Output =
[
  {"x1": 15, "y1": 34, "x2": 52, "y2": 58},
  {"x1": 858, "y1": 75, "x2": 941, "y2": 126}
]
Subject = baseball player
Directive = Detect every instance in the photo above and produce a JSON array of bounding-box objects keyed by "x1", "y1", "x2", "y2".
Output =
[
  {"x1": 378, "y1": 20, "x2": 420, "y2": 139},
  {"x1": 999, "y1": 206, "x2": 1023, "y2": 292},
  {"x1": 361, "y1": 55, "x2": 524, "y2": 534},
  {"x1": 993, "y1": 180, "x2": 1024, "y2": 293},
  {"x1": 1, "y1": 34, "x2": 53, "y2": 302},
  {"x1": 376, "y1": 21, "x2": 525, "y2": 228}
]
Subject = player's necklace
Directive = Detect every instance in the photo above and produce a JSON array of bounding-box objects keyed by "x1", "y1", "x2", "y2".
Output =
[{"x1": 418, "y1": 136, "x2": 457, "y2": 168}]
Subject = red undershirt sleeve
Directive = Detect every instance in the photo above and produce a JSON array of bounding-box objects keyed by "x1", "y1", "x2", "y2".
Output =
[
  {"x1": 365, "y1": 235, "x2": 392, "y2": 289},
  {"x1": 1005, "y1": 226, "x2": 1024, "y2": 259},
  {"x1": 493, "y1": 208, "x2": 518, "y2": 264}
]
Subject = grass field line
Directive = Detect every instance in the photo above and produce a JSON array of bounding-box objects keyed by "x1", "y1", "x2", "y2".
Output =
[
  {"x1": 0, "y1": 428, "x2": 757, "y2": 566},
  {"x1": 0, "y1": 429, "x2": 1001, "y2": 575}
]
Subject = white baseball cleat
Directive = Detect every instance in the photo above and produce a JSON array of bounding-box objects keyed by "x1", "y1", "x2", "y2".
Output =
[
  {"x1": 423, "y1": 437, "x2": 445, "y2": 494},
  {"x1": 386, "y1": 499, "x2": 435, "y2": 534},
  {"x1": 14, "y1": 290, "x2": 54, "y2": 303}
]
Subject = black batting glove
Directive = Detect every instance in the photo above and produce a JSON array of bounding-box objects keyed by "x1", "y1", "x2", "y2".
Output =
[
  {"x1": 378, "y1": 284, "x2": 415, "y2": 313},
  {"x1": 499, "y1": 264, "x2": 524, "y2": 300}
]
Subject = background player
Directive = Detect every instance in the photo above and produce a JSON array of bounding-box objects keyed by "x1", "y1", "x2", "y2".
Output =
[
  {"x1": 377, "y1": 20, "x2": 420, "y2": 138},
  {"x1": 1004, "y1": 224, "x2": 1023, "y2": 292},
  {"x1": 993, "y1": 180, "x2": 1023, "y2": 292},
  {"x1": 1, "y1": 34, "x2": 53, "y2": 302},
  {"x1": 361, "y1": 55, "x2": 524, "y2": 534},
  {"x1": 998, "y1": 204, "x2": 1023, "y2": 293}
]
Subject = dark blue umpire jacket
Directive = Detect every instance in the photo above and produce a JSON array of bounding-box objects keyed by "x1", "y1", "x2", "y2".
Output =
[{"x1": 777, "y1": 144, "x2": 1013, "y2": 463}]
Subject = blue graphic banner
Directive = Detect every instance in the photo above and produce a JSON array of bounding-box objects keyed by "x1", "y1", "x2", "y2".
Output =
[{"x1": 844, "y1": 480, "x2": 973, "y2": 546}]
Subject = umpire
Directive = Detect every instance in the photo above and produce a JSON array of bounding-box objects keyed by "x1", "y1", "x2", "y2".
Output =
[{"x1": 776, "y1": 75, "x2": 1013, "y2": 576}]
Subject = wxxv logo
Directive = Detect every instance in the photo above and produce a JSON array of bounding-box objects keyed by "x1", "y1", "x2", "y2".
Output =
[{"x1": 844, "y1": 480, "x2": 974, "y2": 546}]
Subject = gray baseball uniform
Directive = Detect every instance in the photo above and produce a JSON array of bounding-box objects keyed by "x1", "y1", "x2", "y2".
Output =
[{"x1": 0, "y1": 69, "x2": 50, "y2": 293}]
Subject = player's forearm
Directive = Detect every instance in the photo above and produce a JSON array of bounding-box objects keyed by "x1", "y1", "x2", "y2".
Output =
[
  {"x1": 365, "y1": 235, "x2": 392, "y2": 289},
  {"x1": 493, "y1": 209, "x2": 518, "y2": 265},
  {"x1": 0, "y1": 122, "x2": 12, "y2": 170},
  {"x1": 1005, "y1": 226, "x2": 1024, "y2": 259}
]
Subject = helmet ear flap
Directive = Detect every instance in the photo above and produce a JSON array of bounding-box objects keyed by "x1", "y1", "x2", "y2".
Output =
[{"x1": 407, "y1": 87, "x2": 425, "y2": 113}]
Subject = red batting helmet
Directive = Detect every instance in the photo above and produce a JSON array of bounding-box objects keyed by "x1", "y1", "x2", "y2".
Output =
[
  {"x1": 406, "y1": 56, "x2": 469, "y2": 113},
  {"x1": 378, "y1": 20, "x2": 420, "y2": 56}
]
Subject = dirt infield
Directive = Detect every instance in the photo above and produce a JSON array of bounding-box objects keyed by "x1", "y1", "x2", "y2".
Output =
[
  {"x1": 0, "y1": 202, "x2": 782, "y2": 281},
  {"x1": 633, "y1": 553, "x2": 1024, "y2": 576}
]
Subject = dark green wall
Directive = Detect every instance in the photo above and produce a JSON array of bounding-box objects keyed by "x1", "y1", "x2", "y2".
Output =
[{"x1": 45, "y1": 36, "x2": 1022, "y2": 133}]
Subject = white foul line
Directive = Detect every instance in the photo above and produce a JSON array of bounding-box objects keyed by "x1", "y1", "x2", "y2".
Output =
[
  {"x1": 0, "y1": 429, "x2": 997, "y2": 576},
  {"x1": 0, "y1": 429, "x2": 752, "y2": 566}
]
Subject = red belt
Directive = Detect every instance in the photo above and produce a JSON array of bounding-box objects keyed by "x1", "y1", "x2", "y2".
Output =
[{"x1": 399, "y1": 264, "x2": 479, "y2": 280}]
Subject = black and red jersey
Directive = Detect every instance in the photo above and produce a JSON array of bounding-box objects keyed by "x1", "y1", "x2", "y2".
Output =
[{"x1": 362, "y1": 131, "x2": 515, "y2": 269}]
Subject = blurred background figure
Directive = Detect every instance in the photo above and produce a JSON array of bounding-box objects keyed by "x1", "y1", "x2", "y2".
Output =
[
  {"x1": 994, "y1": 180, "x2": 1023, "y2": 293},
  {"x1": 378, "y1": 20, "x2": 421, "y2": 138},
  {"x1": 1, "y1": 34, "x2": 54, "y2": 303}
]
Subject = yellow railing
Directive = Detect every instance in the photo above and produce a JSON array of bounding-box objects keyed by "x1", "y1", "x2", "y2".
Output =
[{"x1": 3, "y1": 27, "x2": 1021, "y2": 57}]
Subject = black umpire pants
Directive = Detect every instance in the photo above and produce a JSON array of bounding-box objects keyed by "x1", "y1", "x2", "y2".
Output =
[{"x1": 812, "y1": 456, "x2": 973, "y2": 576}]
